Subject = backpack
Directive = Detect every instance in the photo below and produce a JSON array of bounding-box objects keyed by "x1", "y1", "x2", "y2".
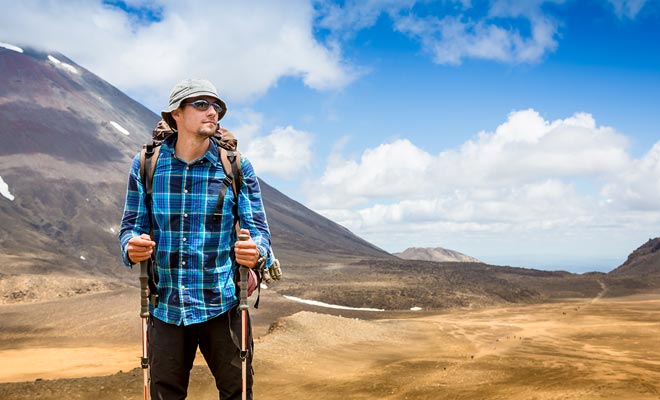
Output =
[{"x1": 139, "y1": 119, "x2": 280, "y2": 309}]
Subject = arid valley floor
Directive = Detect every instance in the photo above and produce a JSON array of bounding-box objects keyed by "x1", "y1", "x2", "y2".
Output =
[{"x1": 2, "y1": 283, "x2": 660, "y2": 400}]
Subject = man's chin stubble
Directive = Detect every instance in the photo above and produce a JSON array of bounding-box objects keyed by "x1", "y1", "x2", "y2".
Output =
[{"x1": 196, "y1": 127, "x2": 216, "y2": 138}]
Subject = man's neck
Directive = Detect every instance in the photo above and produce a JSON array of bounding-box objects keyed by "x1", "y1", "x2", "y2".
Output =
[{"x1": 174, "y1": 131, "x2": 210, "y2": 163}]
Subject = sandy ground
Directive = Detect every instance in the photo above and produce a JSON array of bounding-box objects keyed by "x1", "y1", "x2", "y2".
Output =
[{"x1": 2, "y1": 286, "x2": 660, "y2": 399}]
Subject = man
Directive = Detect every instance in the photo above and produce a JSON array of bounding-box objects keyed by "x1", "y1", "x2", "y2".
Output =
[{"x1": 119, "y1": 78, "x2": 273, "y2": 399}]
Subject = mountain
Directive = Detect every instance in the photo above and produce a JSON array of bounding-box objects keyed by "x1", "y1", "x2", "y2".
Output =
[
  {"x1": 0, "y1": 44, "x2": 392, "y2": 294},
  {"x1": 609, "y1": 237, "x2": 660, "y2": 276},
  {"x1": 394, "y1": 246, "x2": 481, "y2": 263},
  {"x1": 0, "y1": 44, "x2": 156, "y2": 283}
]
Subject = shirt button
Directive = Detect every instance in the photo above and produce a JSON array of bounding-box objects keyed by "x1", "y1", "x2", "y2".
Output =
[
  {"x1": 184, "y1": 213, "x2": 188, "y2": 218},
  {"x1": 181, "y1": 285, "x2": 186, "y2": 290},
  {"x1": 182, "y1": 261, "x2": 186, "y2": 266},
  {"x1": 186, "y1": 166, "x2": 190, "y2": 170},
  {"x1": 184, "y1": 189, "x2": 188, "y2": 193},
  {"x1": 182, "y1": 237, "x2": 187, "y2": 242}
]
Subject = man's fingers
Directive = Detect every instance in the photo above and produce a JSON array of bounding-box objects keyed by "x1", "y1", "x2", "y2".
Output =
[
  {"x1": 234, "y1": 231, "x2": 258, "y2": 267},
  {"x1": 127, "y1": 235, "x2": 155, "y2": 264},
  {"x1": 127, "y1": 243, "x2": 153, "y2": 263},
  {"x1": 235, "y1": 240, "x2": 255, "y2": 248},
  {"x1": 235, "y1": 247, "x2": 257, "y2": 256},
  {"x1": 235, "y1": 231, "x2": 255, "y2": 249},
  {"x1": 130, "y1": 235, "x2": 156, "y2": 247},
  {"x1": 128, "y1": 245, "x2": 153, "y2": 257},
  {"x1": 235, "y1": 253, "x2": 257, "y2": 268},
  {"x1": 129, "y1": 244, "x2": 153, "y2": 254}
]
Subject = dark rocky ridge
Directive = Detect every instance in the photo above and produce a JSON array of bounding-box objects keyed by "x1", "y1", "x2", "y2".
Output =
[{"x1": 609, "y1": 237, "x2": 660, "y2": 277}]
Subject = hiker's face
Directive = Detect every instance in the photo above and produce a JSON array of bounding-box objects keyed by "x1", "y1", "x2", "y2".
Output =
[{"x1": 172, "y1": 96, "x2": 220, "y2": 138}]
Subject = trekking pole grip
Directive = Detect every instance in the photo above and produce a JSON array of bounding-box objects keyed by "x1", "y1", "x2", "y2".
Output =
[
  {"x1": 139, "y1": 261, "x2": 150, "y2": 318},
  {"x1": 237, "y1": 234, "x2": 249, "y2": 310}
]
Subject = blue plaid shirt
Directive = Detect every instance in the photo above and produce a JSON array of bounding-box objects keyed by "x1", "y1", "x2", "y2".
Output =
[{"x1": 119, "y1": 135, "x2": 273, "y2": 326}]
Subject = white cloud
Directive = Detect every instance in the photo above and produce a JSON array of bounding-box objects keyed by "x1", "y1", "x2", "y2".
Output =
[
  {"x1": 602, "y1": 141, "x2": 660, "y2": 210},
  {"x1": 315, "y1": 0, "x2": 651, "y2": 66},
  {"x1": 433, "y1": 110, "x2": 631, "y2": 186},
  {"x1": 310, "y1": 109, "x2": 630, "y2": 208},
  {"x1": 393, "y1": 5, "x2": 560, "y2": 65},
  {"x1": 225, "y1": 110, "x2": 314, "y2": 179},
  {"x1": 245, "y1": 126, "x2": 314, "y2": 179},
  {"x1": 226, "y1": 109, "x2": 264, "y2": 145},
  {"x1": 306, "y1": 109, "x2": 658, "y2": 263},
  {"x1": 315, "y1": 0, "x2": 418, "y2": 39},
  {"x1": 315, "y1": 0, "x2": 562, "y2": 65},
  {"x1": 330, "y1": 139, "x2": 432, "y2": 193},
  {"x1": 0, "y1": 1, "x2": 358, "y2": 111},
  {"x1": 606, "y1": 0, "x2": 649, "y2": 18}
]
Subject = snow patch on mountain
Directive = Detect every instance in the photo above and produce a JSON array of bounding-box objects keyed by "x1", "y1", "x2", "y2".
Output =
[
  {"x1": 284, "y1": 295, "x2": 385, "y2": 312},
  {"x1": 0, "y1": 176, "x2": 15, "y2": 201},
  {"x1": 110, "y1": 121, "x2": 130, "y2": 136},
  {"x1": 48, "y1": 55, "x2": 79, "y2": 74},
  {"x1": 0, "y1": 41, "x2": 23, "y2": 53}
]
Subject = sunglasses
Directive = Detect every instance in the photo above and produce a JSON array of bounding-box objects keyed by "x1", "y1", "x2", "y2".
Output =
[{"x1": 182, "y1": 99, "x2": 225, "y2": 114}]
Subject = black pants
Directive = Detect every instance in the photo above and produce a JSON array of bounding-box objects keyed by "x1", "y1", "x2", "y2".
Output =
[{"x1": 148, "y1": 308, "x2": 253, "y2": 400}]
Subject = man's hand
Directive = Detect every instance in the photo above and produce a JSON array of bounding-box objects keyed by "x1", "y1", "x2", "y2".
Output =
[
  {"x1": 127, "y1": 233, "x2": 156, "y2": 264},
  {"x1": 234, "y1": 229, "x2": 259, "y2": 268}
]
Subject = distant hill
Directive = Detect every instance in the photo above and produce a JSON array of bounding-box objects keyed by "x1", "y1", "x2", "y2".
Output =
[{"x1": 394, "y1": 246, "x2": 481, "y2": 263}]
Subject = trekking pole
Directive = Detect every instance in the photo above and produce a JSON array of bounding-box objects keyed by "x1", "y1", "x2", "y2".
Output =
[
  {"x1": 139, "y1": 260, "x2": 151, "y2": 400},
  {"x1": 237, "y1": 233, "x2": 250, "y2": 400}
]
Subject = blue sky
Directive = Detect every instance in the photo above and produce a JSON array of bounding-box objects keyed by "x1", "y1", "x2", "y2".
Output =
[{"x1": 2, "y1": 0, "x2": 659, "y2": 272}]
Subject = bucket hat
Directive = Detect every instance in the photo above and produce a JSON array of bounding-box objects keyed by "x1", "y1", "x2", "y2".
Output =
[{"x1": 161, "y1": 78, "x2": 227, "y2": 129}]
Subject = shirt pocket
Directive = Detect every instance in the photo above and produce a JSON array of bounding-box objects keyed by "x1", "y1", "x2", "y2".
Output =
[{"x1": 205, "y1": 176, "x2": 232, "y2": 232}]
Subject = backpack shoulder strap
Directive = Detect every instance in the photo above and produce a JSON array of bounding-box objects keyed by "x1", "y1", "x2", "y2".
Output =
[
  {"x1": 212, "y1": 140, "x2": 243, "y2": 230},
  {"x1": 142, "y1": 119, "x2": 172, "y2": 194},
  {"x1": 138, "y1": 119, "x2": 174, "y2": 308},
  {"x1": 217, "y1": 126, "x2": 242, "y2": 199},
  {"x1": 140, "y1": 143, "x2": 161, "y2": 197},
  {"x1": 138, "y1": 141, "x2": 162, "y2": 308},
  {"x1": 220, "y1": 148, "x2": 242, "y2": 200}
]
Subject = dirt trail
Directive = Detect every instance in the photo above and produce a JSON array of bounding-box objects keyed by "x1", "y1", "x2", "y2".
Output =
[{"x1": 591, "y1": 279, "x2": 609, "y2": 303}]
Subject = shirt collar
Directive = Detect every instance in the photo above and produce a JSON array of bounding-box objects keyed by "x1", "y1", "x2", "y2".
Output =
[{"x1": 160, "y1": 133, "x2": 221, "y2": 166}]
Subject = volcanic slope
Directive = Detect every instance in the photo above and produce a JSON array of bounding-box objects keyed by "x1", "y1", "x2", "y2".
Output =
[{"x1": 0, "y1": 44, "x2": 392, "y2": 304}]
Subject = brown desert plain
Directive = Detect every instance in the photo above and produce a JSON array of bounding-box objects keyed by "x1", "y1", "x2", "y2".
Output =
[{"x1": 1, "y1": 278, "x2": 660, "y2": 400}]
